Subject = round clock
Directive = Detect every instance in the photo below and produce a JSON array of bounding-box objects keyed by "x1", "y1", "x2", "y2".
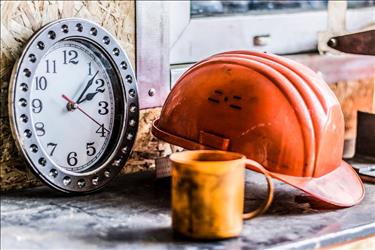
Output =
[{"x1": 8, "y1": 18, "x2": 139, "y2": 193}]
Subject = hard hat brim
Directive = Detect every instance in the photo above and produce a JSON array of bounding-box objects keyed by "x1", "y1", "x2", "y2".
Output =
[{"x1": 267, "y1": 160, "x2": 365, "y2": 207}]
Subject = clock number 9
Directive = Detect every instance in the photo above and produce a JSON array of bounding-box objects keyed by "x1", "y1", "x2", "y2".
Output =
[
  {"x1": 35, "y1": 76, "x2": 47, "y2": 90},
  {"x1": 98, "y1": 101, "x2": 109, "y2": 115},
  {"x1": 63, "y1": 50, "x2": 79, "y2": 65},
  {"x1": 67, "y1": 152, "x2": 78, "y2": 166},
  {"x1": 32, "y1": 99, "x2": 43, "y2": 113}
]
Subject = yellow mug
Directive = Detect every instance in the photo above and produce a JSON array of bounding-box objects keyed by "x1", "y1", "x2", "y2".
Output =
[{"x1": 170, "y1": 150, "x2": 273, "y2": 239}]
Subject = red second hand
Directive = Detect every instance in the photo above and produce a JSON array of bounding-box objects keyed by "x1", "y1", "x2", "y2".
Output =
[{"x1": 62, "y1": 94, "x2": 110, "y2": 133}]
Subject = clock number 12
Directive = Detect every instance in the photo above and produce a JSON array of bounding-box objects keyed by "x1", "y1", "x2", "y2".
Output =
[{"x1": 63, "y1": 50, "x2": 79, "y2": 64}]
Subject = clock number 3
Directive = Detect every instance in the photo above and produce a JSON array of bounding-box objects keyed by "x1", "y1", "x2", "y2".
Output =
[{"x1": 98, "y1": 101, "x2": 109, "y2": 115}]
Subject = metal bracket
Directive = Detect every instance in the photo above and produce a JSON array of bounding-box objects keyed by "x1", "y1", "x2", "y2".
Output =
[
  {"x1": 136, "y1": 1, "x2": 170, "y2": 109},
  {"x1": 327, "y1": 30, "x2": 375, "y2": 55}
]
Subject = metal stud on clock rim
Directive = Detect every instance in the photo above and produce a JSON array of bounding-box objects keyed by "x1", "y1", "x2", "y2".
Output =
[{"x1": 8, "y1": 18, "x2": 139, "y2": 193}]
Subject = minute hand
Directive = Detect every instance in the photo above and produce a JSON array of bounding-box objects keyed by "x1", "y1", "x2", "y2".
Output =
[{"x1": 76, "y1": 71, "x2": 98, "y2": 104}]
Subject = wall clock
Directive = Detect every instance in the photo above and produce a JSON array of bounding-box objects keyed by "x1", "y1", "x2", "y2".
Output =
[{"x1": 8, "y1": 18, "x2": 139, "y2": 193}]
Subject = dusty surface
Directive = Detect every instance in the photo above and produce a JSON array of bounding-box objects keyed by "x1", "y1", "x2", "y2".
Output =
[{"x1": 1, "y1": 171, "x2": 374, "y2": 250}]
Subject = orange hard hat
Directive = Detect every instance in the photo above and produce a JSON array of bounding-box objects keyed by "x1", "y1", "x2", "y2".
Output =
[{"x1": 152, "y1": 51, "x2": 364, "y2": 207}]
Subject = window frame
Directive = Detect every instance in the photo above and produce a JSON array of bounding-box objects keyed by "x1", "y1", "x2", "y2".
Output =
[{"x1": 169, "y1": 1, "x2": 375, "y2": 64}]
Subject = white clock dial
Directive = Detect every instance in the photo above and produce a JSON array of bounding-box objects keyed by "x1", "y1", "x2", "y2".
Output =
[{"x1": 30, "y1": 40, "x2": 115, "y2": 172}]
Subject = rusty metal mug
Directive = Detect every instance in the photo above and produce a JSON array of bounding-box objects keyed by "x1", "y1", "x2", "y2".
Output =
[{"x1": 170, "y1": 150, "x2": 274, "y2": 239}]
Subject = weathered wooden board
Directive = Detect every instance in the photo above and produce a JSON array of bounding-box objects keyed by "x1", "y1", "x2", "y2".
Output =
[{"x1": 329, "y1": 78, "x2": 374, "y2": 139}]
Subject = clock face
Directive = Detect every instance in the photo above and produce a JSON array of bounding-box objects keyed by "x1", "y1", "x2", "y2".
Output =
[
  {"x1": 9, "y1": 19, "x2": 139, "y2": 193},
  {"x1": 30, "y1": 40, "x2": 115, "y2": 172}
]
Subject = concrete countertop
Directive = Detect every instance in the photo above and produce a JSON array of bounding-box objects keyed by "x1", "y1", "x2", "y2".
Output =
[{"x1": 1, "y1": 171, "x2": 374, "y2": 250}]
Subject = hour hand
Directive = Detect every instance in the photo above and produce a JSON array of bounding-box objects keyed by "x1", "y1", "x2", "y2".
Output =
[
  {"x1": 80, "y1": 91, "x2": 100, "y2": 103},
  {"x1": 76, "y1": 71, "x2": 98, "y2": 104}
]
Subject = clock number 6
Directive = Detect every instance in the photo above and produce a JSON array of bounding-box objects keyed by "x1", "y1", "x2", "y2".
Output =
[
  {"x1": 67, "y1": 152, "x2": 78, "y2": 166},
  {"x1": 86, "y1": 142, "x2": 96, "y2": 156},
  {"x1": 98, "y1": 101, "x2": 109, "y2": 115}
]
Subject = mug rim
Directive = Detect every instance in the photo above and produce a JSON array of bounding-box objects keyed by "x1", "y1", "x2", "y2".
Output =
[{"x1": 169, "y1": 150, "x2": 246, "y2": 166}]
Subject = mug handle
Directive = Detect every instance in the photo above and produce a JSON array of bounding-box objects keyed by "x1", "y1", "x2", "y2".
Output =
[{"x1": 242, "y1": 159, "x2": 274, "y2": 220}]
